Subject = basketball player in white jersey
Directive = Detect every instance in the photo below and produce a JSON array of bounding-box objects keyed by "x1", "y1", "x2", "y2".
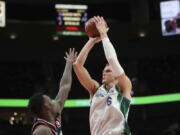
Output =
[
  {"x1": 28, "y1": 48, "x2": 77, "y2": 135},
  {"x1": 73, "y1": 16, "x2": 132, "y2": 135}
]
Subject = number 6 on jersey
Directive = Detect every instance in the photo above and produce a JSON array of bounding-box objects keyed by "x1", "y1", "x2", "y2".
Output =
[{"x1": 107, "y1": 96, "x2": 112, "y2": 106}]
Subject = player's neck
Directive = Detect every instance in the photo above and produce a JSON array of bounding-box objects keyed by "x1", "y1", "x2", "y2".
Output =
[
  {"x1": 42, "y1": 113, "x2": 55, "y2": 123},
  {"x1": 105, "y1": 83, "x2": 114, "y2": 90}
]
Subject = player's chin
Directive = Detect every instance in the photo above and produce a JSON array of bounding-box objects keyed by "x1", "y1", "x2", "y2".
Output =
[
  {"x1": 102, "y1": 79, "x2": 105, "y2": 84},
  {"x1": 102, "y1": 79, "x2": 108, "y2": 84}
]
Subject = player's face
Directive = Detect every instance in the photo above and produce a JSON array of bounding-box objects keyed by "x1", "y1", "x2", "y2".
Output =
[
  {"x1": 102, "y1": 65, "x2": 116, "y2": 84},
  {"x1": 43, "y1": 95, "x2": 60, "y2": 116}
]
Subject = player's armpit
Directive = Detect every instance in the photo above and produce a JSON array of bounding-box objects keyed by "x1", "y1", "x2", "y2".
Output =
[
  {"x1": 73, "y1": 63, "x2": 99, "y2": 97},
  {"x1": 117, "y1": 73, "x2": 132, "y2": 100}
]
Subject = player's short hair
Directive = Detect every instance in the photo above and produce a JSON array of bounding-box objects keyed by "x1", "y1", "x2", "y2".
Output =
[
  {"x1": 105, "y1": 63, "x2": 110, "y2": 67},
  {"x1": 28, "y1": 92, "x2": 45, "y2": 116}
]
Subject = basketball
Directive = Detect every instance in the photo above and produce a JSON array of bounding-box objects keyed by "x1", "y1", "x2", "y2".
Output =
[{"x1": 85, "y1": 18, "x2": 100, "y2": 37}]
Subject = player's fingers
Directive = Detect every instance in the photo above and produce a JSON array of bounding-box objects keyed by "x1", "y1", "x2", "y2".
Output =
[
  {"x1": 101, "y1": 16, "x2": 105, "y2": 23},
  {"x1": 96, "y1": 16, "x2": 101, "y2": 23},
  {"x1": 65, "y1": 52, "x2": 69, "y2": 57},
  {"x1": 95, "y1": 16, "x2": 100, "y2": 22},
  {"x1": 64, "y1": 56, "x2": 67, "y2": 61},
  {"x1": 69, "y1": 48, "x2": 72, "y2": 54},
  {"x1": 97, "y1": 16, "x2": 101, "y2": 21},
  {"x1": 72, "y1": 48, "x2": 75, "y2": 54},
  {"x1": 75, "y1": 51, "x2": 78, "y2": 57},
  {"x1": 93, "y1": 16, "x2": 98, "y2": 24}
]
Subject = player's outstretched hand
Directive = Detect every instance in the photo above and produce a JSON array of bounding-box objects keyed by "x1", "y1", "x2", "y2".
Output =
[
  {"x1": 64, "y1": 48, "x2": 78, "y2": 63},
  {"x1": 94, "y1": 16, "x2": 109, "y2": 35}
]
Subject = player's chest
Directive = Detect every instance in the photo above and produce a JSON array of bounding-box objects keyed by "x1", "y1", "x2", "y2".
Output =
[{"x1": 94, "y1": 88, "x2": 118, "y2": 98}]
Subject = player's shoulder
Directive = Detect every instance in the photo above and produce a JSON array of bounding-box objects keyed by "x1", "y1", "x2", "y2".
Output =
[
  {"x1": 92, "y1": 79, "x2": 100, "y2": 89},
  {"x1": 33, "y1": 125, "x2": 52, "y2": 135},
  {"x1": 89, "y1": 79, "x2": 100, "y2": 96}
]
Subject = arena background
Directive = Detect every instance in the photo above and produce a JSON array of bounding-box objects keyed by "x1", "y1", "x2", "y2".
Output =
[{"x1": 0, "y1": 0, "x2": 180, "y2": 135}]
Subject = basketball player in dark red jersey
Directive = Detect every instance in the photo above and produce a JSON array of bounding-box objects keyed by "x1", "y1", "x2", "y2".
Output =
[{"x1": 28, "y1": 48, "x2": 77, "y2": 135}]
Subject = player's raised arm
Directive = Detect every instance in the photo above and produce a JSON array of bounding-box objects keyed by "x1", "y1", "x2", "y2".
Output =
[
  {"x1": 73, "y1": 37, "x2": 100, "y2": 98},
  {"x1": 94, "y1": 16, "x2": 132, "y2": 100},
  {"x1": 55, "y1": 48, "x2": 77, "y2": 113}
]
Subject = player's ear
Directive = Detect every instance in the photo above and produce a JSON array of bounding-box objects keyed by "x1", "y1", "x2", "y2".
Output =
[
  {"x1": 106, "y1": 27, "x2": 109, "y2": 33},
  {"x1": 43, "y1": 102, "x2": 51, "y2": 111}
]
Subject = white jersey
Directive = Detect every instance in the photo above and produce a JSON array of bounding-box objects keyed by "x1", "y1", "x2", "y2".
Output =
[{"x1": 90, "y1": 84, "x2": 131, "y2": 135}]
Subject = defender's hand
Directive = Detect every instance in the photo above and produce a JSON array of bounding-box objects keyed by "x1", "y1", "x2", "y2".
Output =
[{"x1": 64, "y1": 48, "x2": 78, "y2": 63}]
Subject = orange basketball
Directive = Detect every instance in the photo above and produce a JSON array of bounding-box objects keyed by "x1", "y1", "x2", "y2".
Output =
[{"x1": 85, "y1": 18, "x2": 100, "y2": 37}]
